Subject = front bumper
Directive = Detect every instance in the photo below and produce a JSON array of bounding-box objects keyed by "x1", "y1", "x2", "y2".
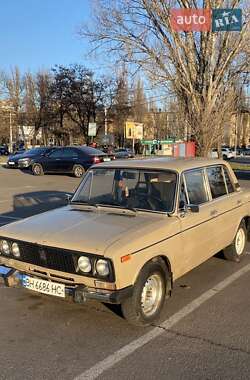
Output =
[
  {"x1": 7, "y1": 162, "x2": 18, "y2": 168},
  {"x1": 18, "y1": 161, "x2": 31, "y2": 168},
  {"x1": 0, "y1": 265, "x2": 133, "y2": 304}
]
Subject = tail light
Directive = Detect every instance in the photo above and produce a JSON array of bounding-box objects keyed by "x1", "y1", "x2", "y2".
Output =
[{"x1": 92, "y1": 156, "x2": 101, "y2": 164}]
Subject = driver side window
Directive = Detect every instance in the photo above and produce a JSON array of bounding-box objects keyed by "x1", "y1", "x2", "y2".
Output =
[{"x1": 49, "y1": 149, "x2": 64, "y2": 158}]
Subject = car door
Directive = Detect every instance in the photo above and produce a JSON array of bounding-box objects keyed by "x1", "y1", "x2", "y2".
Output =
[
  {"x1": 177, "y1": 168, "x2": 218, "y2": 277},
  {"x1": 58, "y1": 147, "x2": 79, "y2": 172},
  {"x1": 44, "y1": 148, "x2": 64, "y2": 172},
  {"x1": 204, "y1": 164, "x2": 242, "y2": 252}
]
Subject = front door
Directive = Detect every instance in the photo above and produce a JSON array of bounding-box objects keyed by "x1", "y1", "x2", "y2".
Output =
[
  {"x1": 44, "y1": 148, "x2": 65, "y2": 172},
  {"x1": 177, "y1": 168, "x2": 218, "y2": 278}
]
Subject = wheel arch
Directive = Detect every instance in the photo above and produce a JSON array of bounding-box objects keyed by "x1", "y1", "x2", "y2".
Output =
[
  {"x1": 242, "y1": 216, "x2": 250, "y2": 241},
  {"x1": 135, "y1": 254, "x2": 173, "y2": 296}
]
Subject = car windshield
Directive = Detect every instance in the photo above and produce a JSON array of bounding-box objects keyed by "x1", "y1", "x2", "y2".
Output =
[
  {"x1": 72, "y1": 168, "x2": 177, "y2": 213},
  {"x1": 26, "y1": 148, "x2": 48, "y2": 155}
]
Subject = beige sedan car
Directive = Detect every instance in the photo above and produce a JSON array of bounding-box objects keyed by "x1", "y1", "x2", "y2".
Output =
[{"x1": 0, "y1": 158, "x2": 249, "y2": 326}]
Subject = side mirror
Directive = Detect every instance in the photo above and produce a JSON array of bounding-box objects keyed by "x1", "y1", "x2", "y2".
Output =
[
  {"x1": 179, "y1": 200, "x2": 199, "y2": 215},
  {"x1": 188, "y1": 204, "x2": 199, "y2": 213}
]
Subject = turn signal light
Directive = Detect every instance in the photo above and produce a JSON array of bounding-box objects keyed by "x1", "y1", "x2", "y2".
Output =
[
  {"x1": 121, "y1": 254, "x2": 131, "y2": 263},
  {"x1": 93, "y1": 156, "x2": 101, "y2": 164}
]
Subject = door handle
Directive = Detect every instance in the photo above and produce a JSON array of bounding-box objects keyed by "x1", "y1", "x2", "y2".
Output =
[
  {"x1": 237, "y1": 200, "x2": 242, "y2": 205},
  {"x1": 210, "y1": 210, "x2": 218, "y2": 217}
]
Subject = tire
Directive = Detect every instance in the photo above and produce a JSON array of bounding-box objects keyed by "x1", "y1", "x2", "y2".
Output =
[
  {"x1": 73, "y1": 164, "x2": 85, "y2": 178},
  {"x1": 32, "y1": 163, "x2": 44, "y2": 176},
  {"x1": 223, "y1": 154, "x2": 227, "y2": 160},
  {"x1": 121, "y1": 260, "x2": 169, "y2": 327},
  {"x1": 223, "y1": 221, "x2": 247, "y2": 262}
]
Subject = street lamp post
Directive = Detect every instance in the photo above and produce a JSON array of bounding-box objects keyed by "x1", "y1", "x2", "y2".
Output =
[
  {"x1": 9, "y1": 110, "x2": 13, "y2": 153},
  {"x1": 104, "y1": 107, "x2": 108, "y2": 136}
]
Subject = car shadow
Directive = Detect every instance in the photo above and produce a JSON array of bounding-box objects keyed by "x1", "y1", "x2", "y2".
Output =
[{"x1": 0, "y1": 191, "x2": 72, "y2": 224}]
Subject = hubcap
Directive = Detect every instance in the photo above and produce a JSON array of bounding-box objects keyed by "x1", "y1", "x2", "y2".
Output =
[
  {"x1": 235, "y1": 228, "x2": 245, "y2": 256},
  {"x1": 75, "y1": 166, "x2": 83, "y2": 177},
  {"x1": 141, "y1": 273, "x2": 163, "y2": 317},
  {"x1": 34, "y1": 165, "x2": 41, "y2": 175}
]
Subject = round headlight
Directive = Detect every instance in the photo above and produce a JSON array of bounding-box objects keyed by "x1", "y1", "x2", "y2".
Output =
[
  {"x1": 96, "y1": 259, "x2": 110, "y2": 277},
  {"x1": 0, "y1": 240, "x2": 10, "y2": 255},
  {"x1": 12, "y1": 242, "x2": 20, "y2": 258},
  {"x1": 78, "y1": 256, "x2": 91, "y2": 273}
]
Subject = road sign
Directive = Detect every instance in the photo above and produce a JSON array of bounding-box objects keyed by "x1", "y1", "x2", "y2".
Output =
[
  {"x1": 88, "y1": 123, "x2": 97, "y2": 137},
  {"x1": 125, "y1": 121, "x2": 144, "y2": 139}
]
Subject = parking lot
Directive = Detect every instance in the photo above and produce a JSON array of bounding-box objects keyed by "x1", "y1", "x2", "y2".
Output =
[{"x1": 1, "y1": 166, "x2": 250, "y2": 380}]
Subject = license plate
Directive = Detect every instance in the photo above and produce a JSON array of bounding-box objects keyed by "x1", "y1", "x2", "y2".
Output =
[
  {"x1": 103, "y1": 157, "x2": 111, "y2": 162},
  {"x1": 8, "y1": 162, "x2": 15, "y2": 165},
  {"x1": 22, "y1": 275, "x2": 65, "y2": 298}
]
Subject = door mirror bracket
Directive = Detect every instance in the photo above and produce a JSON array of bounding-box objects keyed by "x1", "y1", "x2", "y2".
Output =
[{"x1": 179, "y1": 200, "x2": 199, "y2": 216}]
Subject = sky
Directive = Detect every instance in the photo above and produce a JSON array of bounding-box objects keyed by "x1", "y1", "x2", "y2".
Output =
[{"x1": 0, "y1": 0, "x2": 95, "y2": 74}]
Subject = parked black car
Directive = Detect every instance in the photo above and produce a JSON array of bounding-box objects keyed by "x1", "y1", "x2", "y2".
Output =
[
  {"x1": 115, "y1": 148, "x2": 135, "y2": 159},
  {"x1": 31, "y1": 146, "x2": 111, "y2": 177},
  {"x1": 0, "y1": 145, "x2": 9, "y2": 156},
  {"x1": 7, "y1": 147, "x2": 56, "y2": 169}
]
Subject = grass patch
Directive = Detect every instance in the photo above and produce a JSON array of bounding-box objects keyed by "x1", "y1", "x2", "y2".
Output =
[
  {"x1": 0, "y1": 156, "x2": 7, "y2": 164},
  {"x1": 230, "y1": 162, "x2": 250, "y2": 171}
]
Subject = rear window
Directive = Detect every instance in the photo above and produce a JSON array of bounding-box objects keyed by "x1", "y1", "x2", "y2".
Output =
[
  {"x1": 78, "y1": 147, "x2": 104, "y2": 155},
  {"x1": 206, "y1": 166, "x2": 227, "y2": 199},
  {"x1": 223, "y1": 167, "x2": 235, "y2": 193}
]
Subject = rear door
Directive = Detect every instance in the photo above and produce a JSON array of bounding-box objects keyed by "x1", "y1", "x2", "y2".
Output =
[{"x1": 204, "y1": 164, "x2": 241, "y2": 251}]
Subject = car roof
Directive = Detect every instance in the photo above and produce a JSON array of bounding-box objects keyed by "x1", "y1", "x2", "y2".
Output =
[
  {"x1": 57, "y1": 146, "x2": 105, "y2": 155},
  {"x1": 93, "y1": 157, "x2": 227, "y2": 172}
]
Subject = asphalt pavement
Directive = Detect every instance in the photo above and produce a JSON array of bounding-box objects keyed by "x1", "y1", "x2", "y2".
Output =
[{"x1": 1, "y1": 166, "x2": 250, "y2": 380}]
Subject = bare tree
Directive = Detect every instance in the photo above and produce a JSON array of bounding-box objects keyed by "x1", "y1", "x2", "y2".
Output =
[
  {"x1": 4, "y1": 66, "x2": 25, "y2": 146},
  {"x1": 81, "y1": 0, "x2": 250, "y2": 155},
  {"x1": 112, "y1": 67, "x2": 131, "y2": 146},
  {"x1": 51, "y1": 64, "x2": 109, "y2": 142},
  {"x1": 131, "y1": 77, "x2": 148, "y2": 123}
]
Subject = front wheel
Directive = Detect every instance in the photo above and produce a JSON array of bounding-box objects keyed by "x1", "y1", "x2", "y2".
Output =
[
  {"x1": 223, "y1": 221, "x2": 247, "y2": 262},
  {"x1": 121, "y1": 260, "x2": 168, "y2": 326},
  {"x1": 32, "y1": 163, "x2": 44, "y2": 176}
]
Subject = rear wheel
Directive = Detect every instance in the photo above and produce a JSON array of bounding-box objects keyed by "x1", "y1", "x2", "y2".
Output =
[
  {"x1": 32, "y1": 163, "x2": 44, "y2": 176},
  {"x1": 73, "y1": 164, "x2": 85, "y2": 178},
  {"x1": 121, "y1": 260, "x2": 169, "y2": 326},
  {"x1": 223, "y1": 221, "x2": 247, "y2": 262}
]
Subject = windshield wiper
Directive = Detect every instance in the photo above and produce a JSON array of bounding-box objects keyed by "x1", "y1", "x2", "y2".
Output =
[
  {"x1": 70, "y1": 201, "x2": 138, "y2": 215},
  {"x1": 70, "y1": 201, "x2": 100, "y2": 208}
]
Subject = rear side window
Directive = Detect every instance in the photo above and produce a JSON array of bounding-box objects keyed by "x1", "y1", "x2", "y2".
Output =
[
  {"x1": 206, "y1": 166, "x2": 227, "y2": 199},
  {"x1": 223, "y1": 167, "x2": 235, "y2": 193},
  {"x1": 184, "y1": 169, "x2": 208, "y2": 205}
]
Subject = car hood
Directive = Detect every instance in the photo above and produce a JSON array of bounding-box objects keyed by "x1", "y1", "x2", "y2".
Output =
[
  {"x1": 0, "y1": 205, "x2": 180, "y2": 258},
  {"x1": 8, "y1": 152, "x2": 32, "y2": 161}
]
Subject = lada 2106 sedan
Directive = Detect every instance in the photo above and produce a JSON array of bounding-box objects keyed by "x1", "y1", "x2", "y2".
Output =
[{"x1": 0, "y1": 158, "x2": 249, "y2": 326}]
